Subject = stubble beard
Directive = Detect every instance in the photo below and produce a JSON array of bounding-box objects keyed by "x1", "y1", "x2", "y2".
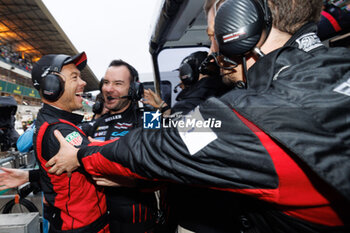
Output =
[{"x1": 108, "y1": 98, "x2": 130, "y2": 112}]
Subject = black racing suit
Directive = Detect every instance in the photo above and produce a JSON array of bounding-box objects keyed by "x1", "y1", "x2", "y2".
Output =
[
  {"x1": 165, "y1": 75, "x2": 238, "y2": 232},
  {"x1": 85, "y1": 103, "x2": 158, "y2": 233},
  {"x1": 75, "y1": 23, "x2": 350, "y2": 232},
  {"x1": 33, "y1": 104, "x2": 108, "y2": 233}
]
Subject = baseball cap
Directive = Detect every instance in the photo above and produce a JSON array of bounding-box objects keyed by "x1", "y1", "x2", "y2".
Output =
[{"x1": 32, "y1": 52, "x2": 87, "y2": 90}]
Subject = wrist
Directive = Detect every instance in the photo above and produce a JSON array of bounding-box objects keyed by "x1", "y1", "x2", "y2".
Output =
[
  {"x1": 158, "y1": 101, "x2": 165, "y2": 109},
  {"x1": 28, "y1": 169, "x2": 39, "y2": 183},
  {"x1": 161, "y1": 105, "x2": 170, "y2": 113}
]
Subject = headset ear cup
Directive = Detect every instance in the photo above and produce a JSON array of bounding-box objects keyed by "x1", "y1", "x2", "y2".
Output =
[
  {"x1": 179, "y1": 63, "x2": 194, "y2": 86},
  {"x1": 40, "y1": 74, "x2": 64, "y2": 102},
  {"x1": 134, "y1": 82, "x2": 144, "y2": 101},
  {"x1": 92, "y1": 101, "x2": 104, "y2": 114},
  {"x1": 128, "y1": 82, "x2": 135, "y2": 100},
  {"x1": 99, "y1": 78, "x2": 104, "y2": 91},
  {"x1": 215, "y1": 0, "x2": 268, "y2": 58},
  {"x1": 128, "y1": 82, "x2": 144, "y2": 101}
]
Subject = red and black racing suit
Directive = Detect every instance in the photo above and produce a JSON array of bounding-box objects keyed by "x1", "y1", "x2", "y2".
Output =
[
  {"x1": 73, "y1": 23, "x2": 350, "y2": 233},
  {"x1": 34, "y1": 104, "x2": 108, "y2": 233},
  {"x1": 84, "y1": 103, "x2": 158, "y2": 233}
]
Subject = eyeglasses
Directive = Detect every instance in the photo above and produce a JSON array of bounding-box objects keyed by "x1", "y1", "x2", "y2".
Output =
[{"x1": 208, "y1": 52, "x2": 238, "y2": 70}]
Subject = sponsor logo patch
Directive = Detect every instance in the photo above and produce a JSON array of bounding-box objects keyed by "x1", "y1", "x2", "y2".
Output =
[
  {"x1": 111, "y1": 131, "x2": 129, "y2": 137},
  {"x1": 96, "y1": 126, "x2": 108, "y2": 131},
  {"x1": 65, "y1": 131, "x2": 83, "y2": 146},
  {"x1": 114, "y1": 122, "x2": 133, "y2": 129},
  {"x1": 295, "y1": 32, "x2": 323, "y2": 52},
  {"x1": 94, "y1": 131, "x2": 107, "y2": 137}
]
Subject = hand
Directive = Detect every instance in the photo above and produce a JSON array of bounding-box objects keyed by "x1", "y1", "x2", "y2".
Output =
[
  {"x1": 92, "y1": 175, "x2": 138, "y2": 187},
  {"x1": 45, "y1": 130, "x2": 80, "y2": 177},
  {"x1": 0, "y1": 167, "x2": 29, "y2": 190},
  {"x1": 88, "y1": 136, "x2": 102, "y2": 143},
  {"x1": 92, "y1": 176, "x2": 122, "y2": 187},
  {"x1": 142, "y1": 89, "x2": 163, "y2": 108}
]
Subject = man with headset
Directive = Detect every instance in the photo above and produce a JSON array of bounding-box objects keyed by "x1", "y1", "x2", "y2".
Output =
[
  {"x1": 143, "y1": 50, "x2": 230, "y2": 116},
  {"x1": 83, "y1": 60, "x2": 158, "y2": 233},
  {"x1": 143, "y1": 48, "x2": 240, "y2": 232},
  {"x1": 45, "y1": 0, "x2": 350, "y2": 232},
  {"x1": 0, "y1": 59, "x2": 158, "y2": 233},
  {"x1": 30, "y1": 52, "x2": 109, "y2": 232}
]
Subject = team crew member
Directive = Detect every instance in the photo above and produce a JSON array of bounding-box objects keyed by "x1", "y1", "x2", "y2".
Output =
[
  {"x1": 31, "y1": 53, "x2": 109, "y2": 232},
  {"x1": 85, "y1": 60, "x2": 158, "y2": 233},
  {"x1": 144, "y1": 51, "x2": 231, "y2": 117},
  {"x1": 47, "y1": 0, "x2": 350, "y2": 232},
  {"x1": 143, "y1": 47, "x2": 241, "y2": 232},
  {"x1": 0, "y1": 60, "x2": 157, "y2": 232}
]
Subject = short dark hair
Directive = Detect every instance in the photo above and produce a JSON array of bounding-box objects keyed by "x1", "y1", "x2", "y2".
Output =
[
  {"x1": 268, "y1": 0, "x2": 323, "y2": 34},
  {"x1": 108, "y1": 59, "x2": 139, "y2": 82}
]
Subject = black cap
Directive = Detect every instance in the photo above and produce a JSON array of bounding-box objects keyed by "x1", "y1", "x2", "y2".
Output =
[{"x1": 31, "y1": 52, "x2": 87, "y2": 90}]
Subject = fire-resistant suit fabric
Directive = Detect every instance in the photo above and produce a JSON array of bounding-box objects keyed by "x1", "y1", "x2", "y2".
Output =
[{"x1": 76, "y1": 23, "x2": 350, "y2": 232}]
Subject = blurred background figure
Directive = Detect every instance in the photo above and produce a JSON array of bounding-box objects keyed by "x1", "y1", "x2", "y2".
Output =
[
  {"x1": 0, "y1": 96, "x2": 19, "y2": 152},
  {"x1": 318, "y1": 0, "x2": 350, "y2": 40}
]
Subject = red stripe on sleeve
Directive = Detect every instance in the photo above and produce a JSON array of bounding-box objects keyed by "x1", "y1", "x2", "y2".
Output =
[
  {"x1": 322, "y1": 10, "x2": 342, "y2": 32},
  {"x1": 227, "y1": 109, "x2": 343, "y2": 226},
  {"x1": 139, "y1": 204, "x2": 142, "y2": 223},
  {"x1": 81, "y1": 152, "x2": 147, "y2": 179}
]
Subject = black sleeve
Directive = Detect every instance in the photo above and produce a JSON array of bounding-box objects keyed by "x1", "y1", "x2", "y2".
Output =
[
  {"x1": 78, "y1": 97, "x2": 278, "y2": 190},
  {"x1": 29, "y1": 169, "x2": 40, "y2": 182},
  {"x1": 78, "y1": 120, "x2": 96, "y2": 137}
]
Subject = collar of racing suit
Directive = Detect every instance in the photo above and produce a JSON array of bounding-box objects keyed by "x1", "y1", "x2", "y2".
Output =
[
  {"x1": 246, "y1": 22, "x2": 325, "y2": 91},
  {"x1": 41, "y1": 103, "x2": 84, "y2": 125}
]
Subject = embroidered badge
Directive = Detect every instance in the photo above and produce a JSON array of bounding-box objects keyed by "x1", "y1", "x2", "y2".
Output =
[
  {"x1": 295, "y1": 32, "x2": 323, "y2": 52},
  {"x1": 65, "y1": 131, "x2": 83, "y2": 146}
]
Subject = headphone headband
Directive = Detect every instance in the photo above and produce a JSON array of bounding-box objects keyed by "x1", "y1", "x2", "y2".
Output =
[{"x1": 47, "y1": 54, "x2": 70, "y2": 74}]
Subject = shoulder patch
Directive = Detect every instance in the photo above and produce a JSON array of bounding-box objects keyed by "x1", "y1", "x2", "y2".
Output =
[
  {"x1": 177, "y1": 107, "x2": 218, "y2": 155},
  {"x1": 295, "y1": 32, "x2": 323, "y2": 52},
  {"x1": 334, "y1": 77, "x2": 350, "y2": 96},
  {"x1": 65, "y1": 131, "x2": 83, "y2": 146}
]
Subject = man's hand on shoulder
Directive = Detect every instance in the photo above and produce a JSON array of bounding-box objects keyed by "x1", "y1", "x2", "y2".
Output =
[{"x1": 45, "y1": 130, "x2": 80, "y2": 177}]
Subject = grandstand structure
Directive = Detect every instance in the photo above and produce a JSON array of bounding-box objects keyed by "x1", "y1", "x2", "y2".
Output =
[{"x1": 0, "y1": 0, "x2": 99, "y2": 106}]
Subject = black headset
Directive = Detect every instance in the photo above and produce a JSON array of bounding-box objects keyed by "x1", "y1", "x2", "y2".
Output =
[
  {"x1": 126, "y1": 65, "x2": 144, "y2": 102},
  {"x1": 178, "y1": 51, "x2": 208, "y2": 86},
  {"x1": 92, "y1": 100, "x2": 104, "y2": 115},
  {"x1": 92, "y1": 92, "x2": 105, "y2": 115},
  {"x1": 40, "y1": 55, "x2": 70, "y2": 102},
  {"x1": 214, "y1": 0, "x2": 272, "y2": 59}
]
